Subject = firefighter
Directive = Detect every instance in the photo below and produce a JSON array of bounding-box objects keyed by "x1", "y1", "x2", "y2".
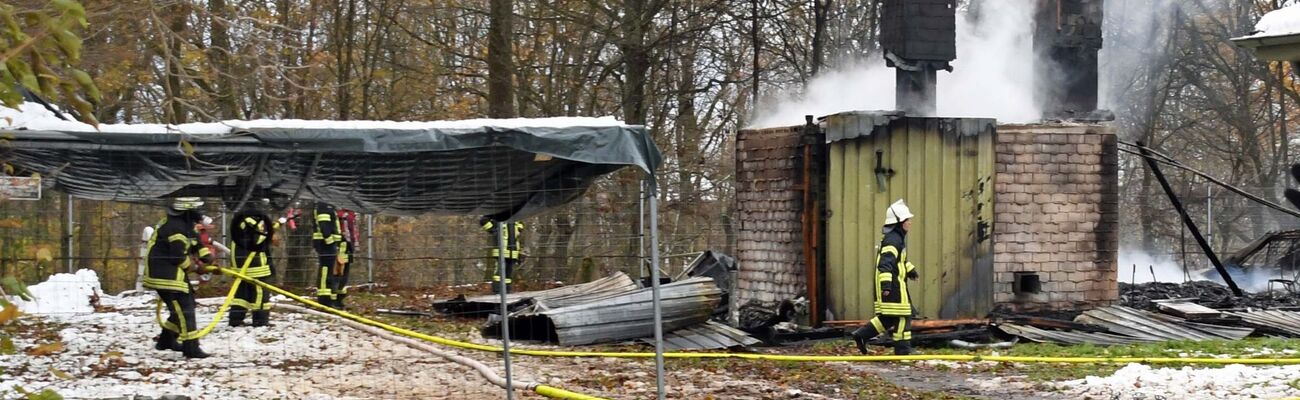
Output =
[
  {"x1": 481, "y1": 217, "x2": 524, "y2": 294},
  {"x1": 334, "y1": 207, "x2": 359, "y2": 308},
  {"x1": 229, "y1": 199, "x2": 276, "y2": 327},
  {"x1": 145, "y1": 197, "x2": 214, "y2": 359},
  {"x1": 852, "y1": 199, "x2": 919, "y2": 356},
  {"x1": 312, "y1": 203, "x2": 346, "y2": 309}
]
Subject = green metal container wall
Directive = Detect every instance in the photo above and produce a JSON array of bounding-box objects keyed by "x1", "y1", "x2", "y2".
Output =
[{"x1": 824, "y1": 115, "x2": 996, "y2": 320}]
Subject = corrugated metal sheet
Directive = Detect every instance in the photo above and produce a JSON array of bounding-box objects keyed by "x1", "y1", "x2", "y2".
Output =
[
  {"x1": 1227, "y1": 310, "x2": 1300, "y2": 337},
  {"x1": 433, "y1": 272, "x2": 639, "y2": 316},
  {"x1": 543, "y1": 277, "x2": 722, "y2": 346},
  {"x1": 996, "y1": 323, "x2": 1153, "y2": 345},
  {"x1": 1074, "y1": 306, "x2": 1253, "y2": 342},
  {"x1": 824, "y1": 112, "x2": 996, "y2": 320},
  {"x1": 999, "y1": 305, "x2": 1256, "y2": 345},
  {"x1": 642, "y1": 321, "x2": 762, "y2": 350}
]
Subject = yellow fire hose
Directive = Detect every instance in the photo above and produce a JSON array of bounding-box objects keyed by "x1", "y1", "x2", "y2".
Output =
[
  {"x1": 153, "y1": 253, "x2": 255, "y2": 340},
  {"x1": 209, "y1": 267, "x2": 600, "y2": 399},
  {"x1": 218, "y1": 266, "x2": 1300, "y2": 365},
  {"x1": 211, "y1": 267, "x2": 1300, "y2": 398}
]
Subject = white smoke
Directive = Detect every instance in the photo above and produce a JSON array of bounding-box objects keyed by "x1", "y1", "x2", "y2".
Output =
[
  {"x1": 748, "y1": 0, "x2": 1040, "y2": 128},
  {"x1": 1120, "y1": 247, "x2": 1291, "y2": 293},
  {"x1": 1098, "y1": 0, "x2": 1182, "y2": 111},
  {"x1": 1118, "y1": 248, "x2": 1196, "y2": 284}
]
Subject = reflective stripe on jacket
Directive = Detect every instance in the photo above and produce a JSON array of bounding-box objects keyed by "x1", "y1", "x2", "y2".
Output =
[
  {"x1": 144, "y1": 215, "x2": 211, "y2": 293},
  {"x1": 483, "y1": 220, "x2": 524, "y2": 260},
  {"x1": 873, "y1": 229, "x2": 914, "y2": 316}
]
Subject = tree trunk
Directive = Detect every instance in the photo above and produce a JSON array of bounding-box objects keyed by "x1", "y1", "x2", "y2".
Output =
[
  {"x1": 207, "y1": 0, "x2": 240, "y2": 119},
  {"x1": 488, "y1": 0, "x2": 516, "y2": 118},
  {"x1": 750, "y1": 0, "x2": 760, "y2": 101},
  {"x1": 332, "y1": 0, "x2": 358, "y2": 120},
  {"x1": 811, "y1": 0, "x2": 831, "y2": 78},
  {"x1": 165, "y1": 2, "x2": 191, "y2": 124}
]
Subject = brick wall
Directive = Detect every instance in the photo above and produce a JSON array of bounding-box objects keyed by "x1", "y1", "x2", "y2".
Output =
[
  {"x1": 735, "y1": 126, "x2": 807, "y2": 306},
  {"x1": 992, "y1": 124, "x2": 1119, "y2": 311}
]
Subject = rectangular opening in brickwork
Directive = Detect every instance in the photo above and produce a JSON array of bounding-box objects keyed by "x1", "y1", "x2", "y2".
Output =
[{"x1": 1014, "y1": 272, "x2": 1042, "y2": 294}]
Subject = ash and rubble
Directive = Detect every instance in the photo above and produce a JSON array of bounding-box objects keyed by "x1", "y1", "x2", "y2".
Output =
[{"x1": 1119, "y1": 280, "x2": 1300, "y2": 311}]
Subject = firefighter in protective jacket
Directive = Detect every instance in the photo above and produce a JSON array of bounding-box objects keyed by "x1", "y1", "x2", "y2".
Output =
[
  {"x1": 145, "y1": 197, "x2": 215, "y2": 359},
  {"x1": 229, "y1": 199, "x2": 276, "y2": 327},
  {"x1": 334, "y1": 208, "x2": 359, "y2": 307},
  {"x1": 481, "y1": 217, "x2": 524, "y2": 294},
  {"x1": 852, "y1": 199, "x2": 919, "y2": 355},
  {"x1": 313, "y1": 203, "x2": 345, "y2": 308}
]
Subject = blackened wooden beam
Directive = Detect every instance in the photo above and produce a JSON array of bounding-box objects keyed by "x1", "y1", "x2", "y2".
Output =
[{"x1": 1137, "y1": 141, "x2": 1243, "y2": 296}]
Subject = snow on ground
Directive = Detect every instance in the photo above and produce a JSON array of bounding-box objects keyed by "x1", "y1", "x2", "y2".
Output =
[
  {"x1": 8, "y1": 269, "x2": 104, "y2": 315},
  {"x1": 1, "y1": 101, "x2": 629, "y2": 135},
  {"x1": 1254, "y1": 4, "x2": 1300, "y2": 38},
  {"x1": 1054, "y1": 363, "x2": 1300, "y2": 400},
  {"x1": 1, "y1": 293, "x2": 504, "y2": 399}
]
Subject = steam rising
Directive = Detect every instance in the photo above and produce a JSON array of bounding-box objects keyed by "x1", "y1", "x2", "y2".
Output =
[
  {"x1": 748, "y1": 0, "x2": 1040, "y2": 128},
  {"x1": 1120, "y1": 247, "x2": 1292, "y2": 293}
]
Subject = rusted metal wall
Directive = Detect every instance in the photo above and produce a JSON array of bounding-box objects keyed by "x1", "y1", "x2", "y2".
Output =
[{"x1": 824, "y1": 112, "x2": 996, "y2": 320}]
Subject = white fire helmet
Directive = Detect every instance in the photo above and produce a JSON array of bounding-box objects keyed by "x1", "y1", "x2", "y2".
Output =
[
  {"x1": 172, "y1": 197, "x2": 204, "y2": 211},
  {"x1": 883, "y1": 199, "x2": 913, "y2": 226}
]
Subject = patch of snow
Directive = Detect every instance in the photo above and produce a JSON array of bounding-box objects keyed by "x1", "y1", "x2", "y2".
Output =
[
  {"x1": 8, "y1": 269, "x2": 103, "y2": 315},
  {"x1": 1055, "y1": 363, "x2": 1300, "y2": 400},
  {"x1": 920, "y1": 360, "x2": 999, "y2": 369},
  {"x1": 1, "y1": 101, "x2": 630, "y2": 135},
  {"x1": 1, "y1": 295, "x2": 504, "y2": 399},
  {"x1": 1246, "y1": 5, "x2": 1300, "y2": 38}
]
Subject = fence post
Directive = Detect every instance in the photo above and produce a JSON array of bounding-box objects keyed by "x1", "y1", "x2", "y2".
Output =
[
  {"x1": 65, "y1": 194, "x2": 74, "y2": 273},
  {"x1": 367, "y1": 214, "x2": 374, "y2": 283}
]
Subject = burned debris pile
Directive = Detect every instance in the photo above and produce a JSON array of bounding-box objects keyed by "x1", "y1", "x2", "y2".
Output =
[
  {"x1": 432, "y1": 252, "x2": 761, "y2": 350},
  {"x1": 1120, "y1": 281, "x2": 1300, "y2": 311}
]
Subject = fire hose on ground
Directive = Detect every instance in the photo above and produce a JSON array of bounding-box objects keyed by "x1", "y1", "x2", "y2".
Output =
[
  {"x1": 201, "y1": 267, "x2": 1300, "y2": 398},
  {"x1": 206, "y1": 266, "x2": 602, "y2": 400},
  {"x1": 275, "y1": 302, "x2": 603, "y2": 400}
]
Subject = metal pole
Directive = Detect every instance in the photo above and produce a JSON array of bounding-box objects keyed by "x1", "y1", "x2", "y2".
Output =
[
  {"x1": 65, "y1": 194, "x2": 74, "y2": 273},
  {"x1": 647, "y1": 178, "x2": 666, "y2": 400},
  {"x1": 1137, "y1": 142, "x2": 1242, "y2": 296},
  {"x1": 496, "y1": 219, "x2": 514, "y2": 400},
  {"x1": 367, "y1": 214, "x2": 375, "y2": 283},
  {"x1": 1205, "y1": 183, "x2": 1212, "y2": 274},
  {"x1": 220, "y1": 207, "x2": 229, "y2": 244},
  {"x1": 639, "y1": 182, "x2": 647, "y2": 281}
]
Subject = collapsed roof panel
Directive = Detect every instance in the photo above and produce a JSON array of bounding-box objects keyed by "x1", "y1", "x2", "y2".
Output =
[
  {"x1": 485, "y1": 276, "x2": 723, "y2": 346},
  {"x1": 0, "y1": 107, "x2": 660, "y2": 219},
  {"x1": 433, "y1": 272, "x2": 640, "y2": 317},
  {"x1": 643, "y1": 321, "x2": 762, "y2": 351}
]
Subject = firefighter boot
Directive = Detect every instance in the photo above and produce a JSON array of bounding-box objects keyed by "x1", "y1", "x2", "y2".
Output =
[
  {"x1": 335, "y1": 293, "x2": 347, "y2": 310},
  {"x1": 251, "y1": 310, "x2": 271, "y2": 327},
  {"x1": 893, "y1": 340, "x2": 913, "y2": 356},
  {"x1": 851, "y1": 326, "x2": 875, "y2": 355},
  {"x1": 155, "y1": 329, "x2": 182, "y2": 352},
  {"x1": 182, "y1": 340, "x2": 211, "y2": 359},
  {"x1": 228, "y1": 310, "x2": 247, "y2": 327}
]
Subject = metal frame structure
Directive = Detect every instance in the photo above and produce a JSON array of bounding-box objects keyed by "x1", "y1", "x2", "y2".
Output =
[{"x1": 5, "y1": 118, "x2": 672, "y2": 398}]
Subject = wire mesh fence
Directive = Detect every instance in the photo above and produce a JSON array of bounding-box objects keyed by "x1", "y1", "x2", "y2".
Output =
[{"x1": 0, "y1": 178, "x2": 733, "y2": 297}]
